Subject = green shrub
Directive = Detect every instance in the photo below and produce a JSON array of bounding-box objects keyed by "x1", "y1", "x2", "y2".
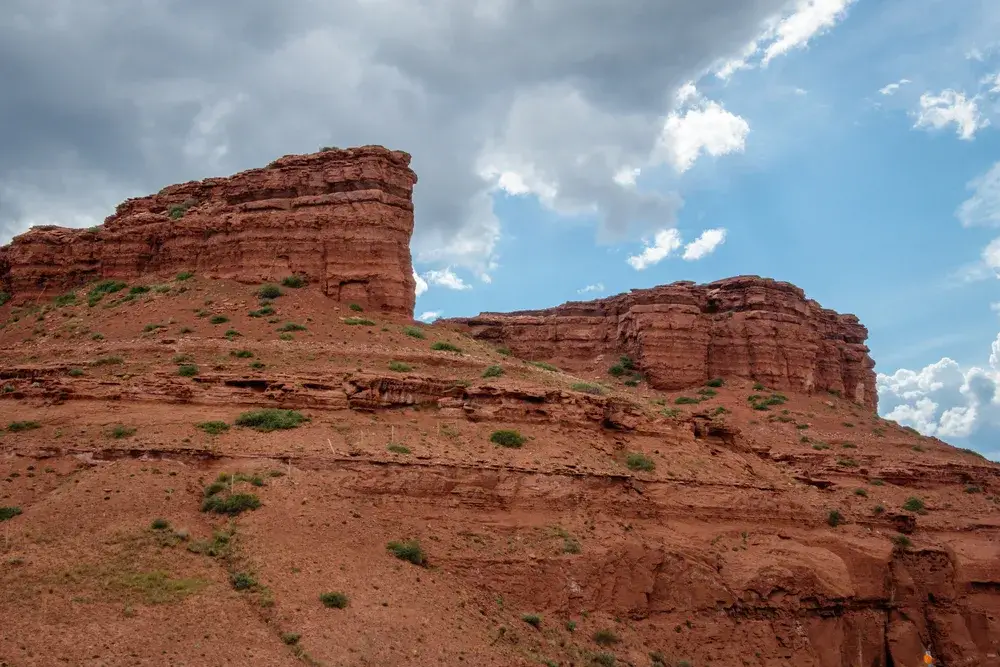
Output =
[
  {"x1": 196, "y1": 421, "x2": 230, "y2": 435},
  {"x1": 150, "y1": 518, "x2": 170, "y2": 530},
  {"x1": 521, "y1": 614, "x2": 542, "y2": 628},
  {"x1": 490, "y1": 430, "x2": 526, "y2": 448},
  {"x1": 143, "y1": 323, "x2": 164, "y2": 332},
  {"x1": 7, "y1": 421, "x2": 41, "y2": 433},
  {"x1": 209, "y1": 315, "x2": 229, "y2": 325},
  {"x1": 343, "y1": 317, "x2": 374, "y2": 326},
  {"x1": 249, "y1": 361, "x2": 265, "y2": 370},
  {"x1": 891, "y1": 534, "x2": 912, "y2": 548},
  {"x1": 110, "y1": 425, "x2": 136, "y2": 439},
  {"x1": 705, "y1": 377, "x2": 725, "y2": 387},
  {"x1": 201, "y1": 493, "x2": 261, "y2": 515},
  {"x1": 91, "y1": 332, "x2": 105, "y2": 340},
  {"x1": 257, "y1": 284, "x2": 283, "y2": 299},
  {"x1": 902, "y1": 497, "x2": 925, "y2": 513},
  {"x1": 571, "y1": 382, "x2": 604, "y2": 395},
  {"x1": 827, "y1": 510, "x2": 843, "y2": 527},
  {"x1": 566, "y1": 620, "x2": 577, "y2": 632},
  {"x1": 248, "y1": 305, "x2": 275, "y2": 318},
  {"x1": 593, "y1": 654, "x2": 616, "y2": 667},
  {"x1": 854, "y1": 488, "x2": 868, "y2": 497},
  {"x1": 404, "y1": 326, "x2": 426, "y2": 339},
  {"x1": 230, "y1": 350, "x2": 253, "y2": 358},
  {"x1": 496, "y1": 346, "x2": 511, "y2": 356},
  {"x1": 530, "y1": 361, "x2": 559, "y2": 371},
  {"x1": 674, "y1": 396, "x2": 700, "y2": 405},
  {"x1": 68, "y1": 368, "x2": 85, "y2": 377},
  {"x1": 280, "y1": 632, "x2": 301, "y2": 645},
  {"x1": 626, "y1": 453, "x2": 655, "y2": 472},
  {"x1": 388, "y1": 361, "x2": 412, "y2": 372},
  {"x1": 235, "y1": 409, "x2": 309, "y2": 432},
  {"x1": 172, "y1": 354, "x2": 194, "y2": 364},
  {"x1": 0, "y1": 507, "x2": 23, "y2": 521},
  {"x1": 92, "y1": 355, "x2": 124, "y2": 366},
  {"x1": 176, "y1": 271, "x2": 194, "y2": 281},
  {"x1": 349, "y1": 303, "x2": 363, "y2": 312},
  {"x1": 482, "y1": 365, "x2": 504, "y2": 378},
  {"x1": 224, "y1": 329, "x2": 241, "y2": 340},
  {"x1": 278, "y1": 322, "x2": 307, "y2": 333},
  {"x1": 837, "y1": 457, "x2": 859, "y2": 468},
  {"x1": 698, "y1": 388, "x2": 717, "y2": 398},
  {"x1": 54, "y1": 292, "x2": 77, "y2": 307},
  {"x1": 431, "y1": 341, "x2": 461, "y2": 352},
  {"x1": 129, "y1": 285, "x2": 150, "y2": 295},
  {"x1": 281, "y1": 275, "x2": 307, "y2": 288},
  {"x1": 319, "y1": 591, "x2": 349, "y2": 608},
  {"x1": 873, "y1": 504, "x2": 885, "y2": 515},
  {"x1": 387, "y1": 444, "x2": 411, "y2": 454},
  {"x1": 177, "y1": 364, "x2": 199, "y2": 377},
  {"x1": 593, "y1": 629, "x2": 620, "y2": 646},
  {"x1": 387, "y1": 539, "x2": 426, "y2": 566},
  {"x1": 230, "y1": 572, "x2": 257, "y2": 591},
  {"x1": 88, "y1": 280, "x2": 127, "y2": 299},
  {"x1": 278, "y1": 333, "x2": 294, "y2": 341},
  {"x1": 0, "y1": 291, "x2": 10, "y2": 307}
]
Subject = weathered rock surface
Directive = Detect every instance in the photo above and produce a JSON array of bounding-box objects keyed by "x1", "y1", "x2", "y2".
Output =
[
  {"x1": 446, "y1": 276, "x2": 878, "y2": 409},
  {"x1": 0, "y1": 145, "x2": 418, "y2": 315}
]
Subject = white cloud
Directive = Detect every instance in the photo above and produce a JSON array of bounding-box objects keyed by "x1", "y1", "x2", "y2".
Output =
[
  {"x1": 957, "y1": 162, "x2": 1000, "y2": 228},
  {"x1": 761, "y1": 0, "x2": 858, "y2": 65},
  {"x1": 413, "y1": 270, "x2": 428, "y2": 297},
  {"x1": 983, "y1": 72, "x2": 1000, "y2": 94},
  {"x1": 577, "y1": 282, "x2": 605, "y2": 294},
  {"x1": 682, "y1": 228, "x2": 728, "y2": 260},
  {"x1": 794, "y1": 87, "x2": 808, "y2": 96},
  {"x1": 627, "y1": 228, "x2": 683, "y2": 270},
  {"x1": 423, "y1": 267, "x2": 472, "y2": 291},
  {"x1": 913, "y1": 89, "x2": 989, "y2": 140},
  {"x1": 417, "y1": 311, "x2": 442, "y2": 322},
  {"x1": 991, "y1": 301, "x2": 1000, "y2": 315},
  {"x1": 656, "y1": 88, "x2": 750, "y2": 173},
  {"x1": 879, "y1": 78, "x2": 911, "y2": 95},
  {"x1": 878, "y1": 334, "x2": 1000, "y2": 460}
]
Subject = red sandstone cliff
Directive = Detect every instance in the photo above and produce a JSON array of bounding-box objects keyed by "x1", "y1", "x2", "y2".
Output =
[
  {"x1": 0, "y1": 145, "x2": 418, "y2": 315},
  {"x1": 445, "y1": 276, "x2": 878, "y2": 409}
]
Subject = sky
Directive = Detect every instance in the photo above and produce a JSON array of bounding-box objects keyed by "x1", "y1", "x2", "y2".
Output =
[{"x1": 2, "y1": 0, "x2": 1000, "y2": 459}]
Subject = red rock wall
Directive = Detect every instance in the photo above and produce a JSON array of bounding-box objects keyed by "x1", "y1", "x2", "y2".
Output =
[
  {"x1": 0, "y1": 145, "x2": 418, "y2": 315},
  {"x1": 447, "y1": 276, "x2": 878, "y2": 409}
]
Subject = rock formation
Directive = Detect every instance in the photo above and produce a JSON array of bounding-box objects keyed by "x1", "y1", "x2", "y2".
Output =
[
  {"x1": 0, "y1": 145, "x2": 418, "y2": 315},
  {"x1": 446, "y1": 276, "x2": 878, "y2": 409}
]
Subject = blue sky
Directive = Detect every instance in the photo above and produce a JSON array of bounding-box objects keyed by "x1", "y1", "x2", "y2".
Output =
[{"x1": 2, "y1": 0, "x2": 999, "y2": 457}]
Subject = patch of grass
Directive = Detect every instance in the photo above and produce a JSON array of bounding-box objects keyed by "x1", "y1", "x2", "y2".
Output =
[
  {"x1": 172, "y1": 354, "x2": 194, "y2": 364},
  {"x1": 388, "y1": 361, "x2": 412, "y2": 372},
  {"x1": 201, "y1": 493, "x2": 261, "y2": 515},
  {"x1": 837, "y1": 457, "x2": 859, "y2": 468},
  {"x1": 91, "y1": 355, "x2": 124, "y2": 366},
  {"x1": 68, "y1": 368, "x2": 85, "y2": 377},
  {"x1": 697, "y1": 388, "x2": 717, "y2": 398},
  {"x1": 281, "y1": 275, "x2": 307, "y2": 288},
  {"x1": 176, "y1": 271, "x2": 194, "y2": 281},
  {"x1": 224, "y1": 329, "x2": 241, "y2": 340},
  {"x1": 196, "y1": 421, "x2": 230, "y2": 436},
  {"x1": 626, "y1": 453, "x2": 655, "y2": 472},
  {"x1": 248, "y1": 305, "x2": 275, "y2": 318},
  {"x1": 167, "y1": 199, "x2": 197, "y2": 219},
  {"x1": 812, "y1": 443, "x2": 830, "y2": 450},
  {"x1": 674, "y1": 396, "x2": 701, "y2": 405},
  {"x1": 54, "y1": 291, "x2": 78, "y2": 307},
  {"x1": 958, "y1": 447, "x2": 985, "y2": 459},
  {"x1": 482, "y1": 364, "x2": 504, "y2": 378},
  {"x1": 249, "y1": 361, "x2": 265, "y2": 370},
  {"x1": 892, "y1": 534, "x2": 912, "y2": 548},
  {"x1": 661, "y1": 407, "x2": 681, "y2": 418},
  {"x1": 143, "y1": 323, "x2": 165, "y2": 332},
  {"x1": 706, "y1": 377, "x2": 725, "y2": 387},
  {"x1": 129, "y1": 285, "x2": 150, "y2": 296},
  {"x1": 592, "y1": 654, "x2": 616, "y2": 667},
  {"x1": 496, "y1": 345, "x2": 511, "y2": 356},
  {"x1": 177, "y1": 364, "x2": 199, "y2": 377},
  {"x1": 257, "y1": 284, "x2": 283, "y2": 299},
  {"x1": 431, "y1": 341, "x2": 461, "y2": 352},
  {"x1": 870, "y1": 478, "x2": 884, "y2": 486},
  {"x1": 566, "y1": 620, "x2": 577, "y2": 632},
  {"x1": 387, "y1": 443, "x2": 411, "y2": 454},
  {"x1": 902, "y1": 497, "x2": 925, "y2": 513},
  {"x1": 7, "y1": 421, "x2": 41, "y2": 433},
  {"x1": 827, "y1": 509, "x2": 844, "y2": 527},
  {"x1": 530, "y1": 361, "x2": 559, "y2": 372},
  {"x1": 873, "y1": 504, "x2": 885, "y2": 515},
  {"x1": 278, "y1": 333, "x2": 294, "y2": 341},
  {"x1": 209, "y1": 315, "x2": 229, "y2": 325},
  {"x1": 235, "y1": 409, "x2": 309, "y2": 432},
  {"x1": 521, "y1": 614, "x2": 542, "y2": 628},
  {"x1": 349, "y1": 303, "x2": 363, "y2": 312},
  {"x1": 854, "y1": 488, "x2": 868, "y2": 497},
  {"x1": 403, "y1": 326, "x2": 426, "y2": 339},
  {"x1": 593, "y1": 629, "x2": 620, "y2": 646},
  {"x1": 490, "y1": 429, "x2": 526, "y2": 448},
  {"x1": 752, "y1": 382, "x2": 766, "y2": 390},
  {"x1": 0, "y1": 291, "x2": 10, "y2": 307},
  {"x1": 748, "y1": 392, "x2": 787, "y2": 411},
  {"x1": 344, "y1": 317, "x2": 374, "y2": 326},
  {"x1": 608, "y1": 355, "x2": 635, "y2": 377},
  {"x1": 87, "y1": 280, "x2": 127, "y2": 306},
  {"x1": 109, "y1": 425, "x2": 137, "y2": 439},
  {"x1": 387, "y1": 539, "x2": 426, "y2": 566},
  {"x1": 0, "y1": 507, "x2": 23, "y2": 521},
  {"x1": 150, "y1": 518, "x2": 170, "y2": 530},
  {"x1": 230, "y1": 350, "x2": 253, "y2": 359},
  {"x1": 571, "y1": 382, "x2": 604, "y2": 395},
  {"x1": 114, "y1": 570, "x2": 207, "y2": 604},
  {"x1": 319, "y1": 591, "x2": 349, "y2": 608},
  {"x1": 230, "y1": 571, "x2": 257, "y2": 591}
]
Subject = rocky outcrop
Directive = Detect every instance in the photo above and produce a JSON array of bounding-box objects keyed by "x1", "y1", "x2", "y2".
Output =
[
  {"x1": 445, "y1": 276, "x2": 878, "y2": 409},
  {"x1": 0, "y1": 145, "x2": 418, "y2": 315}
]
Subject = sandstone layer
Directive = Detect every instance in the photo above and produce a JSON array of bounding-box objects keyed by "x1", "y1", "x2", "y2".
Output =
[
  {"x1": 446, "y1": 276, "x2": 878, "y2": 409},
  {"x1": 0, "y1": 145, "x2": 418, "y2": 315}
]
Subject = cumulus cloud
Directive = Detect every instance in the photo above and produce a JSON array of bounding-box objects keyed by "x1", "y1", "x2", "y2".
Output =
[
  {"x1": 627, "y1": 229, "x2": 683, "y2": 270},
  {"x1": 879, "y1": 79, "x2": 911, "y2": 95},
  {"x1": 682, "y1": 228, "x2": 727, "y2": 260},
  {"x1": 417, "y1": 311, "x2": 442, "y2": 323},
  {"x1": 423, "y1": 268, "x2": 471, "y2": 291},
  {"x1": 656, "y1": 93, "x2": 750, "y2": 173},
  {"x1": 1, "y1": 0, "x2": 819, "y2": 275},
  {"x1": 913, "y1": 89, "x2": 989, "y2": 140},
  {"x1": 577, "y1": 283, "x2": 605, "y2": 294},
  {"x1": 878, "y1": 334, "x2": 1000, "y2": 459},
  {"x1": 413, "y1": 270, "x2": 428, "y2": 297}
]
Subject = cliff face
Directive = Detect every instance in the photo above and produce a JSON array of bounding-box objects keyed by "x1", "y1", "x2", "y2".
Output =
[
  {"x1": 446, "y1": 275, "x2": 878, "y2": 409},
  {"x1": 0, "y1": 145, "x2": 418, "y2": 315}
]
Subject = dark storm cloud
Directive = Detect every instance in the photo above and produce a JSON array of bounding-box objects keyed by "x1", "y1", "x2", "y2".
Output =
[{"x1": 0, "y1": 0, "x2": 793, "y2": 270}]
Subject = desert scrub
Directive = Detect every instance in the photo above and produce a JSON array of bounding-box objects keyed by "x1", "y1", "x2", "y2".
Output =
[
  {"x1": 224, "y1": 329, "x2": 241, "y2": 340},
  {"x1": 430, "y1": 341, "x2": 461, "y2": 352},
  {"x1": 593, "y1": 629, "x2": 620, "y2": 646},
  {"x1": 319, "y1": 591, "x2": 349, "y2": 608},
  {"x1": 344, "y1": 317, "x2": 374, "y2": 326},
  {"x1": 150, "y1": 518, "x2": 170, "y2": 530},
  {"x1": 230, "y1": 572, "x2": 257, "y2": 591},
  {"x1": 90, "y1": 355, "x2": 124, "y2": 366},
  {"x1": 248, "y1": 305, "x2": 275, "y2": 318},
  {"x1": 230, "y1": 350, "x2": 253, "y2": 359},
  {"x1": 196, "y1": 421, "x2": 230, "y2": 435},
  {"x1": 176, "y1": 271, "x2": 194, "y2": 281},
  {"x1": 902, "y1": 497, "x2": 926, "y2": 513},
  {"x1": 608, "y1": 355, "x2": 635, "y2": 377},
  {"x1": 674, "y1": 396, "x2": 700, "y2": 405},
  {"x1": 482, "y1": 364, "x2": 504, "y2": 378},
  {"x1": 0, "y1": 507, "x2": 23, "y2": 521},
  {"x1": 705, "y1": 377, "x2": 725, "y2": 387},
  {"x1": 209, "y1": 315, "x2": 229, "y2": 325},
  {"x1": 249, "y1": 361, "x2": 265, "y2": 370},
  {"x1": 387, "y1": 443, "x2": 411, "y2": 454},
  {"x1": 8, "y1": 421, "x2": 41, "y2": 432},
  {"x1": 827, "y1": 510, "x2": 843, "y2": 527},
  {"x1": 529, "y1": 361, "x2": 559, "y2": 371},
  {"x1": 68, "y1": 368, "x2": 85, "y2": 377},
  {"x1": 490, "y1": 429, "x2": 526, "y2": 448},
  {"x1": 348, "y1": 303, "x2": 363, "y2": 312},
  {"x1": 626, "y1": 452, "x2": 655, "y2": 472},
  {"x1": 235, "y1": 409, "x2": 309, "y2": 432},
  {"x1": 109, "y1": 425, "x2": 137, "y2": 439},
  {"x1": 388, "y1": 361, "x2": 412, "y2": 372},
  {"x1": 281, "y1": 275, "x2": 307, "y2": 288},
  {"x1": 177, "y1": 364, "x2": 199, "y2": 377},
  {"x1": 571, "y1": 382, "x2": 604, "y2": 395},
  {"x1": 891, "y1": 534, "x2": 912, "y2": 548},
  {"x1": 403, "y1": 325, "x2": 426, "y2": 339},
  {"x1": 257, "y1": 284, "x2": 283, "y2": 299},
  {"x1": 87, "y1": 279, "x2": 127, "y2": 306},
  {"x1": 387, "y1": 539, "x2": 427, "y2": 566},
  {"x1": 521, "y1": 614, "x2": 542, "y2": 628},
  {"x1": 54, "y1": 291, "x2": 78, "y2": 307},
  {"x1": 201, "y1": 492, "x2": 261, "y2": 515},
  {"x1": 276, "y1": 322, "x2": 307, "y2": 332},
  {"x1": 143, "y1": 323, "x2": 165, "y2": 332}
]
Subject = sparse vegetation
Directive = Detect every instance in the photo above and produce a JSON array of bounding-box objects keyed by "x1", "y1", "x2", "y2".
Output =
[
  {"x1": 167, "y1": 199, "x2": 197, "y2": 219},
  {"x1": 235, "y1": 409, "x2": 309, "y2": 432},
  {"x1": 827, "y1": 510, "x2": 844, "y2": 527},
  {"x1": 176, "y1": 271, "x2": 194, "y2": 281},
  {"x1": 748, "y1": 392, "x2": 787, "y2": 411},
  {"x1": 150, "y1": 518, "x2": 170, "y2": 530},
  {"x1": 249, "y1": 361, "x2": 265, "y2": 370},
  {"x1": 249, "y1": 305, "x2": 275, "y2": 318},
  {"x1": 593, "y1": 629, "x2": 620, "y2": 646},
  {"x1": 752, "y1": 382, "x2": 766, "y2": 390},
  {"x1": 854, "y1": 488, "x2": 868, "y2": 497},
  {"x1": 224, "y1": 329, "x2": 241, "y2": 340},
  {"x1": 592, "y1": 654, "x2": 616, "y2": 667},
  {"x1": 209, "y1": 315, "x2": 229, "y2": 325},
  {"x1": 490, "y1": 429, "x2": 526, "y2": 448},
  {"x1": 403, "y1": 326, "x2": 426, "y2": 339},
  {"x1": 529, "y1": 361, "x2": 559, "y2": 372},
  {"x1": 196, "y1": 421, "x2": 230, "y2": 436},
  {"x1": 319, "y1": 591, "x2": 349, "y2": 608},
  {"x1": 230, "y1": 571, "x2": 257, "y2": 591},
  {"x1": 281, "y1": 275, "x2": 307, "y2": 288},
  {"x1": 279, "y1": 333, "x2": 294, "y2": 341},
  {"x1": 496, "y1": 346, "x2": 511, "y2": 356},
  {"x1": 706, "y1": 377, "x2": 725, "y2": 387},
  {"x1": 387, "y1": 443, "x2": 411, "y2": 454},
  {"x1": 143, "y1": 323, "x2": 165, "y2": 332},
  {"x1": 388, "y1": 361, "x2": 412, "y2": 372},
  {"x1": 344, "y1": 317, "x2": 374, "y2": 326},
  {"x1": 277, "y1": 322, "x2": 307, "y2": 332},
  {"x1": 230, "y1": 350, "x2": 253, "y2": 359},
  {"x1": 892, "y1": 534, "x2": 912, "y2": 548},
  {"x1": 54, "y1": 291, "x2": 77, "y2": 307},
  {"x1": 68, "y1": 368, "x2": 85, "y2": 377},
  {"x1": 902, "y1": 497, "x2": 925, "y2": 513},
  {"x1": 387, "y1": 539, "x2": 426, "y2": 566},
  {"x1": 0, "y1": 291, "x2": 10, "y2": 307},
  {"x1": 349, "y1": 303, "x2": 363, "y2": 312},
  {"x1": 0, "y1": 507, "x2": 23, "y2": 522},
  {"x1": 608, "y1": 355, "x2": 636, "y2": 377},
  {"x1": 626, "y1": 452, "x2": 655, "y2": 472},
  {"x1": 8, "y1": 421, "x2": 41, "y2": 433},
  {"x1": 201, "y1": 492, "x2": 261, "y2": 515},
  {"x1": 91, "y1": 332, "x2": 105, "y2": 340},
  {"x1": 521, "y1": 614, "x2": 542, "y2": 628},
  {"x1": 110, "y1": 425, "x2": 136, "y2": 439},
  {"x1": 571, "y1": 382, "x2": 604, "y2": 395},
  {"x1": 87, "y1": 280, "x2": 127, "y2": 307},
  {"x1": 431, "y1": 341, "x2": 461, "y2": 353},
  {"x1": 177, "y1": 364, "x2": 199, "y2": 377},
  {"x1": 674, "y1": 396, "x2": 701, "y2": 405},
  {"x1": 482, "y1": 364, "x2": 504, "y2": 378},
  {"x1": 129, "y1": 285, "x2": 151, "y2": 296},
  {"x1": 257, "y1": 284, "x2": 283, "y2": 299},
  {"x1": 837, "y1": 457, "x2": 859, "y2": 468}
]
